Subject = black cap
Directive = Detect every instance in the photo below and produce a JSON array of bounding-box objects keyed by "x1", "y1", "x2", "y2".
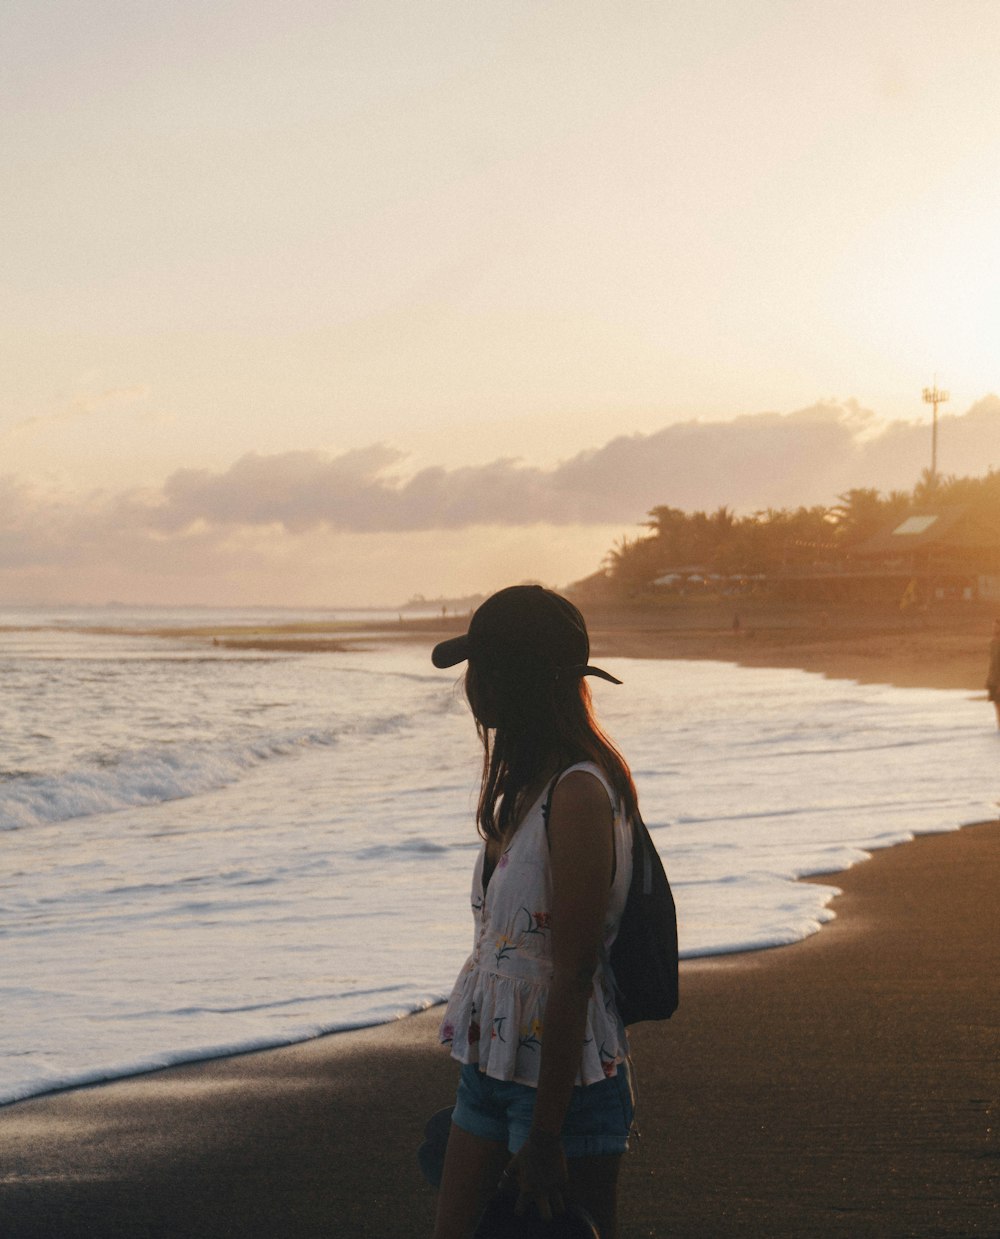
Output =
[{"x1": 431, "y1": 585, "x2": 621, "y2": 685}]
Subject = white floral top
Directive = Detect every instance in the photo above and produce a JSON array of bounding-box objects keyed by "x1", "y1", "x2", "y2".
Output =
[{"x1": 439, "y1": 762, "x2": 633, "y2": 1087}]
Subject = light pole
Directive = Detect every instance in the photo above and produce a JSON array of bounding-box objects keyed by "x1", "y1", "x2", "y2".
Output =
[{"x1": 922, "y1": 383, "x2": 949, "y2": 486}]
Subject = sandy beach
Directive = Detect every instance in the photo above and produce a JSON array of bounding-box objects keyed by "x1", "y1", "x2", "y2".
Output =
[
  {"x1": 406, "y1": 599, "x2": 999, "y2": 694},
  {"x1": 2, "y1": 818, "x2": 996, "y2": 1238},
  {"x1": 200, "y1": 599, "x2": 998, "y2": 694},
  {"x1": 3, "y1": 609, "x2": 997, "y2": 1237},
  {"x1": 587, "y1": 604, "x2": 998, "y2": 694}
]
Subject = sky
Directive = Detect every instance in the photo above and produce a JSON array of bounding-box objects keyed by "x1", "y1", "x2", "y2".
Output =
[{"x1": 4, "y1": 0, "x2": 1000, "y2": 607}]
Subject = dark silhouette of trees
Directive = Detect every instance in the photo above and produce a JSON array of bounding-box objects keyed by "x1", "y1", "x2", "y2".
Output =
[{"x1": 594, "y1": 470, "x2": 1000, "y2": 598}]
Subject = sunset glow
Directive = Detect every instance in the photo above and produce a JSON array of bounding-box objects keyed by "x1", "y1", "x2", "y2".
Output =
[{"x1": 4, "y1": 0, "x2": 1000, "y2": 605}]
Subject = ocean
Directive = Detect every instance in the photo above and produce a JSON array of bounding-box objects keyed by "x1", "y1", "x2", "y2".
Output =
[{"x1": 2, "y1": 607, "x2": 995, "y2": 1106}]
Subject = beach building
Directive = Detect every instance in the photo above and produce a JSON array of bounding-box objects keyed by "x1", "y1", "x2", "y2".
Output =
[
  {"x1": 572, "y1": 495, "x2": 1000, "y2": 610},
  {"x1": 852, "y1": 506, "x2": 1000, "y2": 604},
  {"x1": 768, "y1": 506, "x2": 1000, "y2": 606}
]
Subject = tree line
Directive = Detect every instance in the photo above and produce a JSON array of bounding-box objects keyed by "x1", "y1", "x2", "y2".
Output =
[{"x1": 582, "y1": 469, "x2": 1000, "y2": 598}]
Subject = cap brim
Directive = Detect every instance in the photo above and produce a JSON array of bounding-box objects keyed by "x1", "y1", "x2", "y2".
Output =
[
  {"x1": 582, "y1": 665, "x2": 623, "y2": 685},
  {"x1": 431, "y1": 634, "x2": 470, "y2": 669}
]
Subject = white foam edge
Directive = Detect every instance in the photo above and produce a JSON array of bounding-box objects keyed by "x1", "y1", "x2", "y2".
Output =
[{"x1": 0, "y1": 995, "x2": 448, "y2": 1109}]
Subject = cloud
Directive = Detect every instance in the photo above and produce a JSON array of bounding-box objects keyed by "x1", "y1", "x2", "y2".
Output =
[
  {"x1": 154, "y1": 443, "x2": 598, "y2": 532},
  {"x1": 159, "y1": 445, "x2": 410, "y2": 533},
  {"x1": 3, "y1": 395, "x2": 1000, "y2": 604},
  {"x1": 146, "y1": 395, "x2": 1000, "y2": 534}
]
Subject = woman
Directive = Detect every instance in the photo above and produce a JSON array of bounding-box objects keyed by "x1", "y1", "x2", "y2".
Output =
[{"x1": 431, "y1": 585, "x2": 638, "y2": 1239}]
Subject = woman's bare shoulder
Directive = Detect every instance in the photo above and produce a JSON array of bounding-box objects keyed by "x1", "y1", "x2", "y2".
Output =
[{"x1": 550, "y1": 767, "x2": 614, "y2": 818}]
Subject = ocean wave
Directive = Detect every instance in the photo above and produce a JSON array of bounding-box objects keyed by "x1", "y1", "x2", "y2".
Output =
[
  {"x1": 0, "y1": 679, "x2": 433, "y2": 832},
  {"x1": 354, "y1": 838, "x2": 454, "y2": 860},
  {"x1": 0, "y1": 993, "x2": 447, "y2": 1108},
  {"x1": 0, "y1": 729, "x2": 338, "y2": 832}
]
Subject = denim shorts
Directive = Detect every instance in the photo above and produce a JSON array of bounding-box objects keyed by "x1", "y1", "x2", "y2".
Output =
[{"x1": 451, "y1": 1061, "x2": 634, "y2": 1158}]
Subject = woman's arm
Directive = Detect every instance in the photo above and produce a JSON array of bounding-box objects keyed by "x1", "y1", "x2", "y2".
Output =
[{"x1": 509, "y1": 769, "x2": 614, "y2": 1219}]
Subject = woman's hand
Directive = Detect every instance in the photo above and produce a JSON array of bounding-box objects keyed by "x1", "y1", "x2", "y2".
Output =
[{"x1": 507, "y1": 1128, "x2": 568, "y2": 1221}]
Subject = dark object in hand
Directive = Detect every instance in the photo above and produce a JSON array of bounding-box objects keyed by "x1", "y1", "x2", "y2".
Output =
[{"x1": 473, "y1": 1189, "x2": 600, "y2": 1238}]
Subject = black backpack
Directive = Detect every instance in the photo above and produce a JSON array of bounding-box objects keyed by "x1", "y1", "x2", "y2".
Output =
[
  {"x1": 543, "y1": 778, "x2": 679, "y2": 1026},
  {"x1": 610, "y1": 811, "x2": 679, "y2": 1025}
]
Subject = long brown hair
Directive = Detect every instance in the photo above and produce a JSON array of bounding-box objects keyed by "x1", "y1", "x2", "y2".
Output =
[{"x1": 465, "y1": 654, "x2": 637, "y2": 843}]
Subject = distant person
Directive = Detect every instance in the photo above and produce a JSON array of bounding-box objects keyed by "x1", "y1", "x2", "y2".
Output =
[
  {"x1": 899, "y1": 578, "x2": 918, "y2": 615},
  {"x1": 985, "y1": 618, "x2": 1000, "y2": 730},
  {"x1": 430, "y1": 586, "x2": 639, "y2": 1239}
]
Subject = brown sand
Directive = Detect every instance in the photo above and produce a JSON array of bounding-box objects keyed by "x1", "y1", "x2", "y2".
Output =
[
  {"x1": 33, "y1": 600, "x2": 996, "y2": 692},
  {"x1": 2, "y1": 821, "x2": 997, "y2": 1238},
  {"x1": 410, "y1": 599, "x2": 998, "y2": 694},
  {"x1": 588, "y1": 620, "x2": 992, "y2": 693},
  {"x1": 306, "y1": 600, "x2": 996, "y2": 693}
]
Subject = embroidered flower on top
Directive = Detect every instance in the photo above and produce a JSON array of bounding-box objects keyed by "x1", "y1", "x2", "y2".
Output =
[
  {"x1": 494, "y1": 934, "x2": 517, "y2": 964},
  {"x1": 518, "y1": 1018, "x2": 543, "y2": 1052}
]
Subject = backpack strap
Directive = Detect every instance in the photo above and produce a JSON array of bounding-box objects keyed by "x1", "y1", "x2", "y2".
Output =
[
  {"x1": 542, "y1": 767, "x2": 617, "y2": 883},
  {"x1": 541, "y1": 773, "x2": 559, "y2": 830}
]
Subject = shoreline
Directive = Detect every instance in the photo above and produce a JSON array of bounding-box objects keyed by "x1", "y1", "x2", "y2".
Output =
[
  {"x1": 3, "y1": 610, "x2": 996, "y2": 1234},
  {"x1": 3, "y1": 607, "x2": 995, "y2": 1116},
  {"x1": 3, "y1": 820, "x2": 997, "y2": 1237},
  {"x1": 8, "y1": 599, "x2": 996, "y2": 694},
  {"x1": 449, "y1": 600, "x2": 993, "y2": 693},
  {"x1": 588, "y1": 621, "x2": 991, "y2": 693},
  {"x1": 1, "y1": 812, "x2": 985, "y2": 1116},
  {"x1": 171, "y1": 604, "x2": 1000, "y2": 693}
]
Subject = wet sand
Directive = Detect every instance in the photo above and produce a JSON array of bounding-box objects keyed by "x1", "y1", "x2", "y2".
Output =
[
  {"x1": 2, "y1": 821, "x2": 997, "y2": 1238},
  {"x1": 588, "y1": 616, "x2": 992, "y2": 693},
  {"x1": 469, "y1": 599, "x2": 996, "y2": 693},
  {"x1": 40, "y1": 600, "x2": 997, "y2": 694},
  {"x1": 203, "y1": 603, "x2": 997, "y2": 694}
]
